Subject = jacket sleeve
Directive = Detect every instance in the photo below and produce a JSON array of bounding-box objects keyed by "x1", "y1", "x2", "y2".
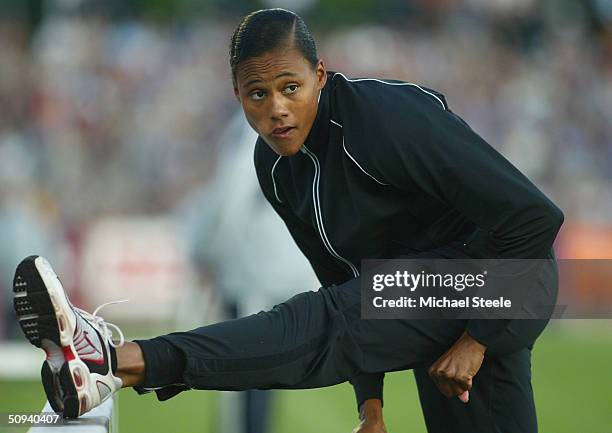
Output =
[
  {"x1": 338, "y1": 80, "x2": 564, "y2": 354},
  {"x1": 254, "y1": 147, "x2": 384, "y2": 410},
  {"x1": 350, "y1": 373, "x2": 385, "y2": 410}
]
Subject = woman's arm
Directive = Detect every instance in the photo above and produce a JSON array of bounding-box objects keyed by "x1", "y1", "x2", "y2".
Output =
[{"x1": 338, "y1": 78, "x2": 563, "y2": 352}]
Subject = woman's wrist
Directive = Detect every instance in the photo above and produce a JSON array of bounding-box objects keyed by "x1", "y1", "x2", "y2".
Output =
[{"x1": 359, "y1": 398, "x2": 384, "y2": 422}]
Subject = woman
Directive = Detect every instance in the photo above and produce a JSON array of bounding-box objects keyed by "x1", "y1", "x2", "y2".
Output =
[{"x1": 14, "y1": 8, "x2": 563, "y2": 433}]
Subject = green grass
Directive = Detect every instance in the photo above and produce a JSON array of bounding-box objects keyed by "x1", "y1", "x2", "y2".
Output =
[
  {"x1": 1, "y1": 323, "x2": 611, "y2": 433},
  {"x1": 530, "y1": 324, "x2": 612, "y2": 433}
]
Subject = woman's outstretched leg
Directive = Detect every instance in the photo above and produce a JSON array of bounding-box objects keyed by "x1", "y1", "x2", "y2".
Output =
[
  {"x1": 13, "y1": 255, "x2": 464, "y2": 416},
  {"x1": 128, "y1": 278, "x2": 466, "y2": 399}
]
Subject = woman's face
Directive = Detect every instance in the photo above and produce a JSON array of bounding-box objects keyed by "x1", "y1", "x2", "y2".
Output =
[{"x1": 234, "y1": 47, "x2": 327, "y2": 156}]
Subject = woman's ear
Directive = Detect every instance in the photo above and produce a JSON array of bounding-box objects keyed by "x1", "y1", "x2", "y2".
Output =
[
  {"x1": 315, "y1": 59, "x2": 327, "y2": 90},
  {"x1": 233, "y1": 82, "x2": 241, "y2": 102}
]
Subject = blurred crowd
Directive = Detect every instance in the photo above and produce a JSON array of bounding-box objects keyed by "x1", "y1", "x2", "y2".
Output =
[{"x1": 1, "y1": 0, "x2": 611, "y2": 336}]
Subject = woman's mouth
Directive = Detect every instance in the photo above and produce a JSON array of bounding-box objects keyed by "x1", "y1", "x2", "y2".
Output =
[{"x1": 271, "y1": 126, "x2": 295, "y2": 139}]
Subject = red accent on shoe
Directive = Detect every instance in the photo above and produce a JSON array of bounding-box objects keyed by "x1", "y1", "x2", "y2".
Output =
[
  {"x1": 62, "y1": 345, "x2": 76, "y2": 361},
  {"x1": 74, "y1": 370, "x2": 83, "y2": 388},
  {"x1": 79, "y1": 356, "x2": 106, "y2": 366},
  {"x1": 73, "y1": 318, "x2": 105, "y2": 365}
]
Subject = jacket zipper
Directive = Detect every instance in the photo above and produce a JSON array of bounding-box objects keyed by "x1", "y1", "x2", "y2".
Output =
[{"x1": 301, "y1": 145, "x2": 360, "y2": 278}]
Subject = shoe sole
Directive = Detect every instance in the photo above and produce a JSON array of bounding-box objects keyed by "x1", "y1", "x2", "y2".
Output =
[{"x1": 13, "y1": 256, "x2": 96, "y2": 418}]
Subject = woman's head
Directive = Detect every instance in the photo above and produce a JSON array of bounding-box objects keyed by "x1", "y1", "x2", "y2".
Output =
[{"x1": 230, "y1": 8, "x2": 327, "y2": 156}]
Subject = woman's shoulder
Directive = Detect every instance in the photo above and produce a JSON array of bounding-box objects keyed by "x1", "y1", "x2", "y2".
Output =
[
  {"x1": 327, "y1": 72, "x2": 453, "y2": 175},
  {"x1": 329, "y1": 71, "x2": 448, "y2": 116},
  {"x1": 329, "y1": 71, "x2": 451, "y2": 146}
]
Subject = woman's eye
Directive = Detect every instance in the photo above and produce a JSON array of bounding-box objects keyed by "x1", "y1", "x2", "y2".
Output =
[
  {"x1": 284, "y1": 84, "x2": 299, "y2": 94},
  {"x1": 251, "y1": 91, "x2": 265, "y2": 101}
]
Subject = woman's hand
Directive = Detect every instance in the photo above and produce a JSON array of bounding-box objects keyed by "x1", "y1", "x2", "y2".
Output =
[
  {"x1": 352, "y1": 399, "x2": 387, "y2": 433},
  {"x1": 428, "y1": 330, "x2": 487, "y2": 402}
]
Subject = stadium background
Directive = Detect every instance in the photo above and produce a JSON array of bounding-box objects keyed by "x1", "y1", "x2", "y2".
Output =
[{"x1": 0, "y1": 0, "x2": 611, "y2": 432}]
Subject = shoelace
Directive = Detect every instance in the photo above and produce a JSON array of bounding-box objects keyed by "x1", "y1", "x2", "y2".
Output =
[{"x1": 74, "y1": 300, "x2": 129, "y2": 348}]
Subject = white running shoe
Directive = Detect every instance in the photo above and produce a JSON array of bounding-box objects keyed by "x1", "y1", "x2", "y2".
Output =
[{"x1": 13, "y1": 255, "x2": 125, "y2": 418}]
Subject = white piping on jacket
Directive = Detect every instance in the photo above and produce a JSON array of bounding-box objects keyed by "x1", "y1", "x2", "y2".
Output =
[
  {"x1": 329, "y1": 119, "x2": 389, "y2": 186},
  {"x1": 333, "y1": 72, "x2": 447, "y2": 110},
  {"x1": 271, "y1": 155, "x2": 283, "y2": 203},
  {"x1": 301, "y1": 144, "x2": 360, "y2": 278}
]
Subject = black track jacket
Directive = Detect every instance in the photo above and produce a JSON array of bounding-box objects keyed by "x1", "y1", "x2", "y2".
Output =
[{"x1": 254, "y1": 71, "x2": 564, "y2": 407}]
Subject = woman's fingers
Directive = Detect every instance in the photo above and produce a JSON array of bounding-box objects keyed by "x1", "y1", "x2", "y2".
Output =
[{"x1": 430, "y1": 370, "x2": 472, "y2": 399}]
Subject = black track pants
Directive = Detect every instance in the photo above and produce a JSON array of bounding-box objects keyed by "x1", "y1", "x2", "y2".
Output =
[
  {"x1": 134, "y1": 270, "x2": 553, "y2": 433},
  {"x1": 137, "y1": 278, "x2": 469, "y2": 392}
]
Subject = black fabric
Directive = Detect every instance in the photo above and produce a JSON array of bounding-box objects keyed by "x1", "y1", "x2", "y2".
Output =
[
  {"x1": 136, "y1": 278, "x2": 466, "y2": 393},
  {"x1": 253, "y1": 71, "x2": 563, "y2": 406},
  {"x1": 349, "y1": 373, "x2": 384, "y2": 409},
  {"x1": 132, "y1": 337, "x2": 187, "y2": 400},
  {"x1": 133, "y1": 246, "x2": 555, "y2": 411},
  {"x1": 414, "y1": 348, "x2": 537, "y2": 433}
]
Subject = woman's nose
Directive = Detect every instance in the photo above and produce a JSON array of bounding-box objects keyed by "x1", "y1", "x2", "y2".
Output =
[{"x1": 270, "y1": 94, "x2": 289, "y2": 120}]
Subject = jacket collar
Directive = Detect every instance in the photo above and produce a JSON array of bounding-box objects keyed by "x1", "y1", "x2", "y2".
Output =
[{"x1": 299, "y1": 72, "x2": 333, "y2": 155}]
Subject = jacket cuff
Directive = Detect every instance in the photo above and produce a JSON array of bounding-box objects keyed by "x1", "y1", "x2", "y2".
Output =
[
  {"x1": 350, "y1": 373, "x2": 384, "y2": 412},
  {"x1": 466, "y1": 319, "x2": 511, "y2": 355}
]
